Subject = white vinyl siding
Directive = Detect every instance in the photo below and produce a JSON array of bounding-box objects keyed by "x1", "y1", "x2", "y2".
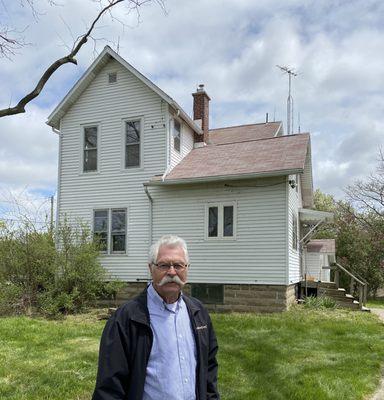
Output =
[
  {"x1": 150, "y1": 177, "x2": 287, "y2": 284},
  {"x1": 288, "y1": 174, "x2": 303, "y2": 284},
  {"x1": 170, "y1": 119, "x2": 194, "y2": 169},
  {"x1": 58, "y1": 58, "x2": 167, "y2": 281}
]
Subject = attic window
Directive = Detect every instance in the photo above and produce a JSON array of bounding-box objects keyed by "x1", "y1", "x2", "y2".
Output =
[{"x1": 108, "y1": 72, "x2": 117, "y2": 83}]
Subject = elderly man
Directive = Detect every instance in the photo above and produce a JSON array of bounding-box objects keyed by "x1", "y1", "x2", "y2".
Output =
[{"x1": 92, "y1": 235, "x2": 220, "y2": 400}]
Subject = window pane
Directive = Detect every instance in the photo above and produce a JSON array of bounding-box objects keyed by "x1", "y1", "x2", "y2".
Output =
[
  {"x1": 126, "y1": 144, "x2": 140, "y2": 168},
  {"x1": 126, "y1": 121, "x2": 140, "y2": 144},
  {"x1": 208, "y1": 207, "x2": 218, "y2": 237},
  {"x1": 112, "y1": 210, "x2": 126, "y2": 232},
  {"x1": 292, "y1": 215, "x2": 298, "y2": 250},
  {"x1": 223, "y1": 206, "x2": 234, "y2": 237},
  {"x1": 94, "y1": 232, "x2": 108, "y2": 252},
  {"x1": 84, "y1": 149, "x2": 97, "y2": 171},
  {"x1": 174, "y1": 135, "x2": 180, "y2": 152},
  {"x1": 191, "y1": 284, "x2": 224, "y2": 304},
  {"x1": 84, "y1": 127, "x2": 97, "y2": 149},
  {"x1": 112, "y1": 234, "x2": 126, "y2": 252}
]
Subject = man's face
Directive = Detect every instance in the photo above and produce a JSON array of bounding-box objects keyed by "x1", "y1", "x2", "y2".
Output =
[{"x1": 149, "y1": 244, "x2": 188, "y2": 301}]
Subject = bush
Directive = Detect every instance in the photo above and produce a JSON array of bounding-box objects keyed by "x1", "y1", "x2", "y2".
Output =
[
  {"x1": 0, "y1": 220, "x2": 121, "y2": 317},
  {"x1": 303, "y1": 295, "x2": 338, "y2": 310}
]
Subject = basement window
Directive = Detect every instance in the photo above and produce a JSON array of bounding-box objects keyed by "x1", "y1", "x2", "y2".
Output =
[
  {"x1": 108, "y1": 72, "x2": 117, "y2": 83},
  {"x1": 191, "y1": 284, "x2": 224, "y2": 304}
]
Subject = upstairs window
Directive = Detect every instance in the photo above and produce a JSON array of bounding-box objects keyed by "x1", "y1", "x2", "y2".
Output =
[
  {"x1": 125, "y1": 120, "x2": 141, "y2": 168},
  {"x1": 83, "y1": 126, "x2": 98, "y2": 172},
  {"x1": 93, "y1": 209, "x2": 127, "y2": 254},
  {"x1": 173, "y1": 119, "x2": 181, "y2": 152},
  {"x1": 206, "y1": 203, "x2": 236, "y2": 239}
]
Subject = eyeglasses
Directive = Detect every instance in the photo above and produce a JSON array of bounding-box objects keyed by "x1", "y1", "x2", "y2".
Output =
[{"x1": 152, "y1": 263, "x2": 189, "y2": 272}]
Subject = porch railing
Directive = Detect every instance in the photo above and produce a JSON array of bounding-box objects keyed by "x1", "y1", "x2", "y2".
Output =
[{"x1": 330, "y1": 262, "x2": 368, "y2": 309}]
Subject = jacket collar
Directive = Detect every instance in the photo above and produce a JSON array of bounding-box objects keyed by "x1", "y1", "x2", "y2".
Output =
[{"x1": 130, "y1": 285, "x2": 200, "y2": 326}]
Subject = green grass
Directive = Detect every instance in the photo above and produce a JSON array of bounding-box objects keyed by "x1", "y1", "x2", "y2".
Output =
[
  {"x1": 1, "y1": 307, "x2": 384, "y2": 399},
  {"x1": 367, "y1": 298, "x2": 384, "y2": 309}
]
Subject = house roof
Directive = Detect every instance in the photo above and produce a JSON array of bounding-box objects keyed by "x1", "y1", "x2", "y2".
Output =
[
  {"x1": 46, "y1": 46, "x2": 202, "y2": 135},
  {"x1": 149, "y1": 133, "x2": 310, "y2": 184},
  {"x1": 209, "y1": 122, "x2": 282, "y2": 145},
  {"x1": 307, "y1": 239, "x2": 336, "y2": 254}
]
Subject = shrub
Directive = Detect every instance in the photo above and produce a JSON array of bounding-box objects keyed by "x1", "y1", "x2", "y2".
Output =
[
  {"x1": 0, "y1": 220, "x2": 121, "y2": 317},
  {"x1": 303, "y1": 295, "x2": 338, "y2": 310}
]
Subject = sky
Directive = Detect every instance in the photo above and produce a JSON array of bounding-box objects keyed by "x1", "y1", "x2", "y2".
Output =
[{"x1": 0, "y1": 0, "x2": 383, "y2": 219}]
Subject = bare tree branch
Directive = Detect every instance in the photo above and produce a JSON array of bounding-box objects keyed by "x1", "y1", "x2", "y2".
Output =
[{"x1": 0, "y1": 0, "x2": 165, "y2": 118}]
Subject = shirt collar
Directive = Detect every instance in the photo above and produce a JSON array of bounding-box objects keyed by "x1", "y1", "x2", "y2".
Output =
[{"x1": 148, "y1": 283, "x2": 184, "y2": 313}]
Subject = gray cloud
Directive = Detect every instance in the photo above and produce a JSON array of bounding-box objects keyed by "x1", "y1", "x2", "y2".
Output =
[{"x1": 0, "y1": 0, "x2": 383, "y2": 203}]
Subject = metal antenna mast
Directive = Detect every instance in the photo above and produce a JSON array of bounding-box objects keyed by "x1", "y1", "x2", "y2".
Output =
[{"x1": 277, "y1": 65, "x2": 297, "y2": 135}]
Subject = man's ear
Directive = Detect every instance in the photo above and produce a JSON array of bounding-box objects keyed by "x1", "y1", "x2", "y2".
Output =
[{"x1": 148, "y1": 264, "x2": 153, "y2": 274}]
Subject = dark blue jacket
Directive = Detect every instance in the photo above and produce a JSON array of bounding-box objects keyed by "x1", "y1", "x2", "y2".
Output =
[{"x1": 92, "y1": 288, "x2": 220, "y2": 400}]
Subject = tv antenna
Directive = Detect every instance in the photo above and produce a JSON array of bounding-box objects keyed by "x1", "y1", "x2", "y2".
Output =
[{"x1": 277, "y1": 65, "x2": 297, "y2": 135}]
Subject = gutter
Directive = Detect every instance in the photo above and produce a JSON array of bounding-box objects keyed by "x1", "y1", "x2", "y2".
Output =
[
  {"x1": 143, "y1": 185, "x2": 153, "y2": 253},
  {"x1": 145, "y1": 168, "x2": 303, "y2": 186}
]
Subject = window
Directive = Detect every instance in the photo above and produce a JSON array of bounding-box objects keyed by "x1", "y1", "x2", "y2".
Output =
[
  {"x1": 173, "y1": 119, "x2": 181, "y2": 152},
  {"x1": 292, "y1": 214, "x2": 298, "y2": 250},
  {"x1": 111, "y1": 209, "x2": 126, "y2": 253},
  {"x1": 206, "y1": 203, "x2": 236, "y2": 239},
  {"x1": 191, "y1": 284, "x2": 224, "y2": 304},
  {"x1": 108, "y1": 72, "x2": 117, "y2": 83},
  {"x1": 83, "y1": 126, "x2": 98, "y2": 172},
  {"x1": 125, "y1": 120, "x2": 141, "y2": 168},
  {"x1": 93, "y1": 209, "x2": 127, "y2": 254}
]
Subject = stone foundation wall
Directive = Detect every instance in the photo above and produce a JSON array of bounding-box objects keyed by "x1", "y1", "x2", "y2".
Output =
[{"x1": 101, "y1": 282, "x2": 298, "y2": 313}]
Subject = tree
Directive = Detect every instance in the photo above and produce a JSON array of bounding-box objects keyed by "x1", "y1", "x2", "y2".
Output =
[
  {"x1": 0, "y1": 0, "x2": 165, "y2": 118},
  {"x1": 313, "y1": 152, "x2": 384, "y2": 296}
]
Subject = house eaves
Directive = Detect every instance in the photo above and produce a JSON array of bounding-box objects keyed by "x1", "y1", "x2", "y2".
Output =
[
  {"x1": 144, "y1": 168, "x2": 303, "y2": 186},
  {"x1": 46, "y1": 46, "x2": 202, "y2": 135}
]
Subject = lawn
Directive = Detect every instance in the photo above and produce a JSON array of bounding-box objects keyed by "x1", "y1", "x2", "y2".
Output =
[
  {"x1": 367, "y1": 298, "x2": 384, "y2": 309},
  {"x1": 1, "y1": 307, "x2": 384, "y2": 400}
]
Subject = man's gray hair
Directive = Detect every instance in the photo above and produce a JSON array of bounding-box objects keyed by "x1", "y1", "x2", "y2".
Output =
[{"x1": 148, "y1": 234, "x2": 189, "y2": 265}]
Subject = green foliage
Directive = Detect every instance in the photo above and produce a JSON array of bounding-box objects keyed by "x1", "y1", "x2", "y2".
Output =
[
  {"x1": 313, "y1": 189, "x2": 384, "y2": 297},
  {"x1": 0, "y1": 220, "x2": 121, "y2": 317},
  {"x1": 303, "y1": 295, "x2": 338, "y2": 309}
]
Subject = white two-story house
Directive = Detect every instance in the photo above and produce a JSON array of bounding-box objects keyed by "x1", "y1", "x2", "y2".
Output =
[{"x1": 47, "y1": 46, "x2": 332, "y2": 312}]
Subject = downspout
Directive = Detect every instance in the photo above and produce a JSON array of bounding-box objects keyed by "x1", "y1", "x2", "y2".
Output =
[
  {"x1": 52, "y1": 125, "x2": 61, "y2": 248},
  {"x1": 143, "y1": 184, "x2": 153, "y2": 251}
]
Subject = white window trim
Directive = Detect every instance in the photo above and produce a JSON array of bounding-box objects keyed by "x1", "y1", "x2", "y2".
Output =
[
  {"x1": 205, "y1": 201, "x2": 237, "y2": 240},
  {"x1": 121, "y1": 116, "x2": 144, "y2": 171},
  {"x1": 172, "y1": 118, "x2": 182, "y2": 154},
  {"x1": 92, "y1": 208, "x2": 128, "y2": 255},
  {"x1": 80, "y1": 122, "x2": 101, "y2": 175}
]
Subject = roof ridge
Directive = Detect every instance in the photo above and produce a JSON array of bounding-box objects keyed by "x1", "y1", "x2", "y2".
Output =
[
  {"x1": 209, "y1": 121, "x2": 282, "y2": 131},
  {"x1": 212, "y1": 132, "x2": 309, "y2": 147}
]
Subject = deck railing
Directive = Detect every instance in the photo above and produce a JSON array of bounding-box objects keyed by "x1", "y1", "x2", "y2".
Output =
[{"x1": 330, "y1": 262, "x2": 368, "y2": 309}]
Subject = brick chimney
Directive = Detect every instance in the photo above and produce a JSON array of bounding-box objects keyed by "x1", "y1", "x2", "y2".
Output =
[{"x1": 192, "y1": 84, "x2": 210, "y2": 144}]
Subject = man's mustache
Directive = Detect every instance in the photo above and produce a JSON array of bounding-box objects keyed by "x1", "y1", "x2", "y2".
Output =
[{"x1": 158, "y1": 274, "x2": 186, "y2": 287}]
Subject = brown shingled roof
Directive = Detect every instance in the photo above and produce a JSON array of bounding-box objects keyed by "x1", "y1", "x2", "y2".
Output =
[
  {"x1": 160, "y1": 133, "x2": 310, "y2": 183},
  {"x1": 209, "y1": 122, "x2": 282, "y2": 145}
]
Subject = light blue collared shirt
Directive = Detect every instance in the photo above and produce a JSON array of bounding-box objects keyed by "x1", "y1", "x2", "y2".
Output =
[{"x1": 143, "y1": 283, "x2": 197, "y2": 400}]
